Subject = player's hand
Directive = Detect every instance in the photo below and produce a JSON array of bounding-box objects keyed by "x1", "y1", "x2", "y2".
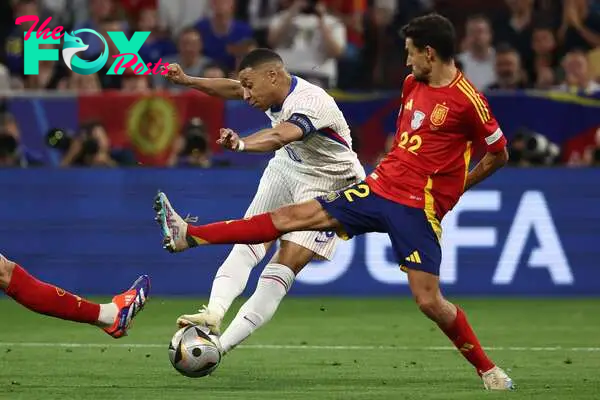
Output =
[
  {"x1": 217, "y1": 128, "x2": 241, "y2": 151},
  {"x1": 162, "y1": 63, "x2": 188, "y2": 85}
]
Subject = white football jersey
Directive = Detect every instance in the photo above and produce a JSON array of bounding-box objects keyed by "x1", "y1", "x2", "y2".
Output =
[{"x1": 265, "y1": 76, "x2": 366, "y2": 188}]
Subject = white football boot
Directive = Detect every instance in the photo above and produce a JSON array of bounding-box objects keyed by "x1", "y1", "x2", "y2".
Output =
[
  {"x1": 177, "y1": 305, "x2": 223, "y2": 336},
  {"x1": 481, "y1": 366, "x2": 515, "y2": 390},
  {"x1": 153, "y1": 191, "x2": 196, "y2": 253}
]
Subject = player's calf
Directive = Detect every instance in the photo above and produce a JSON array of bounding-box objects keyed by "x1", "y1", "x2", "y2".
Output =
[{"x1": 0, "y1": 254, "x2": 15, "y2": 290}]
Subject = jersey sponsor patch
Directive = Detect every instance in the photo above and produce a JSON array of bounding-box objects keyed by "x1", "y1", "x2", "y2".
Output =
[
  {"x1": 411, "y1": 111, "x2": 426, "y2": 130},
  {"x1": 485, "y1": 128, "x2": 504, "y2": 145},
  {"x1": 287, "y1": 113, "x2": 316, "y2": 136}
]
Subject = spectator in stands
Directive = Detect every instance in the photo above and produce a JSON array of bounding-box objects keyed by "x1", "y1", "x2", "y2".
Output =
[
  {"x1": 558, "y1": 0, "x2": 600, "y2": 52},
  {"x1": 527, "y1": 25, "x2": 559, "y2": 85},
  {"x1": 169, "y1": 118, "x2": 213, "y2": 168},
  {"x1": 458, "y1": 15, "x2": 496, "y2": 90},
  {"x1": 4, "y1": 0, "x2": 41, "y2": 78},
  {"x1": 493, "y1": 0, "x2": 535, "y2": 65},
  {"x1": 555, "y1": 49, "x2": 600, "y2": 94},
  {"x1": 121, "y1": 72, "x2": 151, "y2": 93},
  {"x1": 194, "y1": 0, "x2": 255, "y2": 73},
  {"x1": 362, "y1": 0, "x2": 409, "y2": 89},
  {"x1": 136, "y1": 7, "x2": 177, "y2": 67},
  {"x1": 97, "y1": 17, "x2": 129, "y2": 89},
  {"x1": 67, "y1": 72, "x2": 103, "y2": 93},
  {"x1": 0, "y1": 64, "x2": 10, "y2": 92},
  {"x1": 0, "y1": 111, "x2": 41, "y2": 167},
  {"x1": 324, "y1": 0, "x2": 367, "y2": 89},
  {"x1": 22, "y1": 43, "x2": 69, "y2": 90},
  {"x1": 159, "y1": 0, "x2": 209, "y2": 39},
  {"x1": 154, "y1": 28, "x2": 214, "y2": 91},
  {"x1": 59, "y1": 122, "x2": 122, "y2": 167},
  {"x1": 247, "y1": 0, "x2": 280, "y2": 47},
  {"x1": 203, "y1": 63, "x2": 227, "y2": 79},
  {"x1": 268, "y1": 0, "x2": 347, "y2": 88},
  {"x1": 488, "y1": 44, "x2": 528, "y2": 90},
  {"x1": 74, "y1": 0, "x2": 125, "y2": 59}
]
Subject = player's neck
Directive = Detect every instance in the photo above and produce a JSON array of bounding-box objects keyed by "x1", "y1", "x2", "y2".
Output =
[
  {"x1": 428, "y1": 63, "x2": 459, "y2": 88},
  {"x1": 274, "y1": 74, "x2": 293, "y2": 106}
]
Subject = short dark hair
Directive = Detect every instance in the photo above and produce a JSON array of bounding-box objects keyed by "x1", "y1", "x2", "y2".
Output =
[
  {"x1": 400, "y1": 13, "x2": 456, "y2": 62},
  {"x1": 238, "y1": 48, "x2": 283, "y2": 72},
  {"x1": 495, "y1": 42, "x2": 518, "y2": 56}
]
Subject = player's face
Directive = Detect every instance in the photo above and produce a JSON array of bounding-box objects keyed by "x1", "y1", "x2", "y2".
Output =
[
  {"x1": 405, "y1": 38, "x2": 433, "y2": 82},
  {"x1": 238, "y1": 68, "x2": 274, "y2": 111}
]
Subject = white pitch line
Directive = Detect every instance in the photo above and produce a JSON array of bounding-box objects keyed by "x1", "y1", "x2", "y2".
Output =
[{"x1": 0, "y1": 342, "x2": 599, "y2": 352}]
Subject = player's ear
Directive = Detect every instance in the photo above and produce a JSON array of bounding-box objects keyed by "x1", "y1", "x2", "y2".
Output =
[
  {"x1": 267, "y1": 69, "x2": 277, "y2": 84},
  {"x1": 425, "y1": 46, "x2": 435, "y2": 62}
]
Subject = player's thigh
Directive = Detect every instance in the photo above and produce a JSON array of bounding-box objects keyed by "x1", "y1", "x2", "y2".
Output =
[
  {"x1": 0, "y1": 254, "x2": 15, "y2": 289},
  {"x1": 384, "y1": 203, "x2": 442, "y2": 277},
  {"x1": 314, "y1": 182, "x2": 387, "y2": 239},
  {"x1": 269, "y1": 240, "x2": 317, "y2": 275},
  {"x1": 244, "y1": 166, "x2": 293, "y2": 218}
]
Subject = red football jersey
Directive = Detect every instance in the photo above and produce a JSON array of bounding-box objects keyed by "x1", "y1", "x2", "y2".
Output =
[{"x1": 366, "y1": 72, "x2": 507, "y2": 223}]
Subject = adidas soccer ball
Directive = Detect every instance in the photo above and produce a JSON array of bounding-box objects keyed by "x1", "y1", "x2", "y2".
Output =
[{"x1": 168, "y1": 325, "x2": 222, "y2": 378}]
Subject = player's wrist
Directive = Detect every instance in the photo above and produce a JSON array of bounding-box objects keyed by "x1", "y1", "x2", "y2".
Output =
[{"x1": 236, "y1": 140, "x2": 246, "y2": 152}]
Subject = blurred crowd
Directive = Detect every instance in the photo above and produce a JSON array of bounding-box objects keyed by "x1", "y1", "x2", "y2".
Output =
[{"x1": 0, "y1": 0, "x2": 600, "y2": 168}]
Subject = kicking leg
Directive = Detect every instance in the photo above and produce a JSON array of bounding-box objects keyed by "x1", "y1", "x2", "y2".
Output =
[
  {"x1": 176, "y1": 243, "x2": 269, "y2": 334},
  {"x1": 154, "y1": 191, "x2": 339, "y2": 252},
  {"x1": 407, "y1": 269, "x2": 514, "y2": 390},
  {"x1": 218, "y1": 240, "x2": 314, "y2": 354},
  {"x1": 0, "y1": 253, "x2": 150, "y2": 338}
]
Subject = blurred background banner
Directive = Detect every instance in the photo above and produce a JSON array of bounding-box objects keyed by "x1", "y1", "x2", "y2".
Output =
[
  {"x1": 7, "y1": 90, "x2": 600, "y2": 166},
  {"x1": 0, "y1": 167, "x2": 597, "y2": 297}
]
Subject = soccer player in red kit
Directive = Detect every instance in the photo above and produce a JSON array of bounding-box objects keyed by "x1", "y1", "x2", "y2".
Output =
[
  {"x1": 154, "y1": 13, "x2": 514, "y2": 390},
  {"x1": 0, "y1": 253, "x2": 150, "y2": 338}
]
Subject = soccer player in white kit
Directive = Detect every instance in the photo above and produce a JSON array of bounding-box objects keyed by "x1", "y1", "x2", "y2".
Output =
[{"x1": 160, "y1": 48, "x2": 365, "y2": 354}]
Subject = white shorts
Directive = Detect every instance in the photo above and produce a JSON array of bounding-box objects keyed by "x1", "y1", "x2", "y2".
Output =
[{"x1": 244, "y1": 165, "x2": 343, "y2": 261}]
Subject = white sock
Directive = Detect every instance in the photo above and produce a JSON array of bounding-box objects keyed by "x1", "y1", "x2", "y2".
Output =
[
  {"x1": 219, "y1": 263, "x2": 295, "y2": 353},
  {"x1": 207, "y1": 244, "x2": 266, "y2": 318},
  {"x1": 97, "y1": 303, "x2": 118, "y2": 327}
]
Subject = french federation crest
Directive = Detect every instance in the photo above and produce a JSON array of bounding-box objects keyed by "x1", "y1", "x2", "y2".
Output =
[
  {"x1": 430, "y1": 103, "x2": 450, "y2": 126},
  {"x1": 411, "y1": 110, "x2": 426, "y2": 130}
]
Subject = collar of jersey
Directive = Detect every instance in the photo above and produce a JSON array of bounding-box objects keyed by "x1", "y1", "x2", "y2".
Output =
[{"x1": 269, "y1": 75, "x2": 298, "y2": 113}]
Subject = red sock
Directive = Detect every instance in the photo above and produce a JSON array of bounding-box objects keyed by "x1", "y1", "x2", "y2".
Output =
[
  {"x1": 187, "y1": 213, "x2": 281, "y2": 245},
  {"x1": 440, "y1": 307, "x2": 495, "y2": 375},
  {"x1": 4, "y1": 265, "x2": 100, "y2": 324}
]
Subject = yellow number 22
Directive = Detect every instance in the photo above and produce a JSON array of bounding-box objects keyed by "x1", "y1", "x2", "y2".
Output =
[
  {"x1": 344, "y1": 184, "x2": 370, "y2": 202},
  {"x1": 398, "y1": 131, "x2": 422, "y2": 154}
]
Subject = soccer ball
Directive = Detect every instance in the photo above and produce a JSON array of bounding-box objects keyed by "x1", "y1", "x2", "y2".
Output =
[{"x1": 168, "y1": 325, "x2": 222, "y2": 378}]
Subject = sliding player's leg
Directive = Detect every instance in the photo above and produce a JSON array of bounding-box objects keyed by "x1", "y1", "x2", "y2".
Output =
[
  {"x1": 154, "y1": 191, "x2": 340, "y2": 252},
  {"x1": 0, "y1": 253, "x2": 150, "y2": 338}
]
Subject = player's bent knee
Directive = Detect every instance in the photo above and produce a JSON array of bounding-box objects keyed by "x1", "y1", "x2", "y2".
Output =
[
  {"x1": 413, "y1": 292, "x2": 444, "y2": 321},
  {"x1": 0, "y1": 255, "x2": 15, "y2": 289}
]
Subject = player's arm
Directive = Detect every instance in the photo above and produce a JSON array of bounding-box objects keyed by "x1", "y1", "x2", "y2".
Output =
[
  {"x1": 463, "y1": 93, "x2": 509, "y2": 191},
  {"x1": 163, "y1": 63, "x2": 243, "y2": 100},
  {"x1": 219, "y1": 122, "x2": 303, "y2": 153},
  {"x1": 464, "y1": 147, "x2": 508, "y2": 191}
]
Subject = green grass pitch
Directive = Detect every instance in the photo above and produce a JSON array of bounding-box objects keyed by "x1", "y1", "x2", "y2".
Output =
[{"x1": 1, "y1": 297, "x2": 599, "y2": 399}]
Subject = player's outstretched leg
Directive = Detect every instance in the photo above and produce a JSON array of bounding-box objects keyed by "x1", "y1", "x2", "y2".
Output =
[
  {"x1": 176, "y1": 243, "x2": 267, "y2": 334},
  {"x1": 217, "y1": 241, "x2": 314, "y2": 354},
  {"x1": 0, "y1": 253, "x2": 150, "y2": 338},
  {"x1": 407, "y1": 269, "x2": 514, "y2": 390},
  {"x1": 153, "y1": 191, "x2": 337, "y2": 251}
]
